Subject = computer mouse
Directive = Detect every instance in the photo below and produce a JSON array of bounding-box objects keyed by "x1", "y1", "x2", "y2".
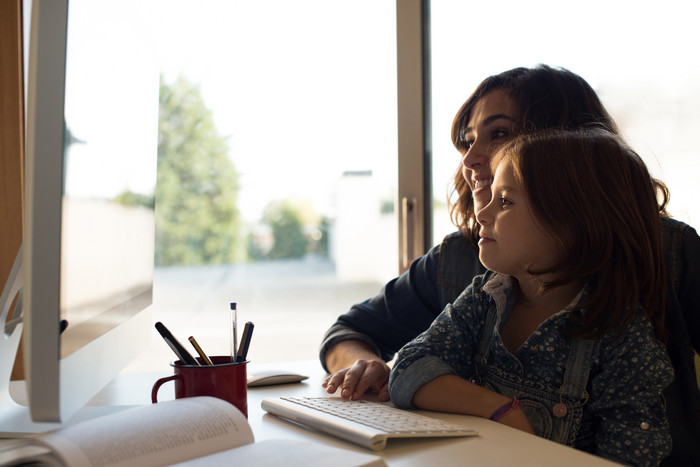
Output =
[{"x1": 247, "y1": 370, "x2": 309, "y2": 387}]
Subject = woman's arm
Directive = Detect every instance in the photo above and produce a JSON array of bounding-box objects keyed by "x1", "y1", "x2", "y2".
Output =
[
  {"x1": 319, "y1": 233, "x2": 484, "y2": 399},
  {"x1": 678, "y1": 223, "x2": 700, "y2": 352},
  {"x1": 325, "y1": 340, "x2": 383, "y2": 373},
  {"x1": 318, "y1": 248, "x2": 442, "y2": 401},
  {"x1": 320, "y1": 244, "x2": 448, "y2": 366}
]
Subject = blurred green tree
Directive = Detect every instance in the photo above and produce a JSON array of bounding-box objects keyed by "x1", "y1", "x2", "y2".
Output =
[
  {"x1": 263, "y1": 200, "x2": 307, "y2": 259},
  {"x1": 155, "y1": 75, "x2": 240, "y2": 265}
]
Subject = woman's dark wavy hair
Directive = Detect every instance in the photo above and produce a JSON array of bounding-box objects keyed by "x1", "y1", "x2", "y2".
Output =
[
  {"x1": 492, "y1": 128, "x2": 666, "y2": 341},
  {"x1": 449, "y1": 65, "x2": 670, "y2": 247}
]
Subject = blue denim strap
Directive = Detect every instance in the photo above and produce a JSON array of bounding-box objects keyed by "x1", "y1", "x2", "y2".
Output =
[
  {"x1": 474, "y1": 280, "x2": 501, "y2": 383},
  {"x1": 559, "y1": 338, "x2": 595, "y2": 404},
  {"x1": 475, "y1": 275, "x2": 595, "y2": 406}
]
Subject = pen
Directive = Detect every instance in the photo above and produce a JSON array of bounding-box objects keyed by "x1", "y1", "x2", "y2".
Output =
[
  {"x1": 235, "y1": 321, "x2": 254, "y2": 363},
  {"x1": 155, "y1": 321, "x2": 200, "y2": 366},
  {"x1": 231, "y1": 302, "x2": 238, "y2": 363},
  {"x1": 188, "y1": 335, "x2": 214, "y2": 365}
]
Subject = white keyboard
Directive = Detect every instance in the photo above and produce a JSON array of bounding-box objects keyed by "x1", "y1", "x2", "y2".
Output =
[{"x1": 261, "y1": 396, "x2": 478, "y2": 450}]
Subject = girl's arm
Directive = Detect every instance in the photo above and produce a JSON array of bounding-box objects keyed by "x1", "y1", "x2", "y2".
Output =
[
  {"x1": 318, "y1": 245, "x2": 448, "y2": 401},
  {"x1": 413, "y1": 374, "x2": 534, "y2": 434},
  {"x1": 388, "y1": 277, "x2": 533, "y2": 431},
  {"x1": 388, "y1": 284, "x2": 486, "y2": 409}
]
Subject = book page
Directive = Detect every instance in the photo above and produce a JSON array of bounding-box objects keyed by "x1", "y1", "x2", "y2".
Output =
[
  {"x1": 38, "y1": 397, "x2": 253, "y2": 467},
  {"x1": 171, "y1": 439, "x2": 387, "y2": 467},
  {"x1": 0, "y1": 440, "x2": 63, "y2": 467}
]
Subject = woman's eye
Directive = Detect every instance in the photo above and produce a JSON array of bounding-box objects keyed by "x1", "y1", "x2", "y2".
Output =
[
  {"x1": 460, "y1": 126, "x2": 510, "y2": 153},
  {"x1": 492, "y1": 129, "x2": 509, "y2": 140},
  {"x1": 459, "y1": 128, "x2": 474, "y2": 151}
]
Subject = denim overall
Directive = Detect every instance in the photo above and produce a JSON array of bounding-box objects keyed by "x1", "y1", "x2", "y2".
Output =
[{"x1": 473, "y1": 287, "x2": 595, "y2": 447}]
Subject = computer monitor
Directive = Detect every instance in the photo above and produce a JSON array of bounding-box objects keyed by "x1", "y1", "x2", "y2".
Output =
[{"x1": 0, "y1": 0, "x2": 158, "y2": 434}]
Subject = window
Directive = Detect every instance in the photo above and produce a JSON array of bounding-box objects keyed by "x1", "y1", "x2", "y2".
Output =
[
  {"x1": 127, "y1": 0, "x2": 399, "y2": 370},
  {"x1": 430, "y1": 0, "x2": 700, "y2": 242}
]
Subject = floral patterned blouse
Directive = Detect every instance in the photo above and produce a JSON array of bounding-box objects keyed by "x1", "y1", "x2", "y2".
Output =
[{"x1": 389, "y1": 273, "x2": 674, "y2": 466}]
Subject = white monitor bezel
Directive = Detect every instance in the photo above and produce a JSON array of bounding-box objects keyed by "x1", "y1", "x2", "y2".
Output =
[{"x1": 22, "y1": 0, "x2": 152, "y2": 424}]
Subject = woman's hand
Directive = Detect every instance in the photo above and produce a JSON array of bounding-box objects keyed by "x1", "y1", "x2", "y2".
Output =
[
  {"x1": 323, "y1": 340, "x2": 391, "y2": 400},
  {"x1": 322, "y1": 359, "x2": 391, "y2": 401}
]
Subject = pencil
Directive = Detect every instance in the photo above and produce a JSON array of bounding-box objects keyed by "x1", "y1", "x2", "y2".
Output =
[{"x1": 188, "y1": 336, "x2": 214, "y2": 365}]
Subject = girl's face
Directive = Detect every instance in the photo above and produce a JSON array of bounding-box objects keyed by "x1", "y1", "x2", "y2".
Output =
[
  {"x1": 476, "y1": 160, "x2": 560, "y2": 280},
  {"x1": 460, "y1": 89, "x2": 519, "y2": 214}
]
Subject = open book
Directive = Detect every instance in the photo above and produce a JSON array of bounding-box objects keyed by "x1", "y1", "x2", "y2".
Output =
[{"x1": 0, "y1": 396, "x2": 386, "y2": 467}]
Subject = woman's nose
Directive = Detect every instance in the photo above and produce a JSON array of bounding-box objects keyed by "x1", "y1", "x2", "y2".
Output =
[{"x1": 462, "y1": 139, "x2": 489, "y2": 170}]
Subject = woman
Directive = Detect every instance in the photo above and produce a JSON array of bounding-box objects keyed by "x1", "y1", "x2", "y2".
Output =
[{"x1": 319, "y1": 65, "x2": 700, "y2": 464}]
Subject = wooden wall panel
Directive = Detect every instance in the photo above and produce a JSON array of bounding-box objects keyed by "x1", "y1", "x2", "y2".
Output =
[{"x1": 1, "y1": 0, "x2": 25, "y2": 380}]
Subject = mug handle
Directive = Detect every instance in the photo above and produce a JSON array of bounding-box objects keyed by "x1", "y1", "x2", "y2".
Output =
[{"x1": 151, "y1": 375, "x2": 178, "y2": 403}]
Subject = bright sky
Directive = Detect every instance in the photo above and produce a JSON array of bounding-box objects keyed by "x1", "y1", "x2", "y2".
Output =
[{"x1": 154, "y1": 0, "x2": 397, "y2": 222}]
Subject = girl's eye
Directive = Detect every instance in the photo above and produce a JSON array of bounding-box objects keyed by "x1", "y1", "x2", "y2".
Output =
[{"x1": 498, "y1": 197, "x2": 512, "y2": 208}]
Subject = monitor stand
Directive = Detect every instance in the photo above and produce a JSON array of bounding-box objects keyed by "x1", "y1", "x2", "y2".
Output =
[
  {"x1": 0, "y1": 248, "x2": 134, "y2": 437},
  {"x1": 2, "y1": 381, "x2": 135, "y2": 437},
  {"x1": 0, "y1": 247, "x2": 49, "y2": 436}
]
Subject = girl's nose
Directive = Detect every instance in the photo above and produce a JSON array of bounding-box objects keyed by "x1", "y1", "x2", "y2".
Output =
[{"x1": 475, "y1": 199, "x2": 493, "y2": 227}]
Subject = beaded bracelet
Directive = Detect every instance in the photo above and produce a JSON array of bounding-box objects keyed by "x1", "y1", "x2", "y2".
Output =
[{"x1": 489, "y1": 397, "x2": 522, "y2": 421}]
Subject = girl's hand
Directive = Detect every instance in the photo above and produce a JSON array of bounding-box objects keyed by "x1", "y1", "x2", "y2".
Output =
[
  {"x1": 497, "y1": 407, "x2": 535, "y2": 434},
  {"x1": 322, "y1": 359, "x2": 391, "y2": 401}
]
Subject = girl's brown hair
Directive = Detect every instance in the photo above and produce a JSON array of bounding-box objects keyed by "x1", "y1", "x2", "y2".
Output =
[
  {"x1": 492, "y1": 128, "x2": 666, "y2": 341},
  {"x1": 448, "y1": 65, "x2": 669, "y2": 247}
]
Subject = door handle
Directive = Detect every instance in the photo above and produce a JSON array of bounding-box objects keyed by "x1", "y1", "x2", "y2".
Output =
[{"x1": 401, "y1": 196, "x2": 417, "y2": 271}]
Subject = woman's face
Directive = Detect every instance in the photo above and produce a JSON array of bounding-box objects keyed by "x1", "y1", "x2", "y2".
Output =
[{"x1": 460, "y1": 89, "x2": 518, "y2": 214}]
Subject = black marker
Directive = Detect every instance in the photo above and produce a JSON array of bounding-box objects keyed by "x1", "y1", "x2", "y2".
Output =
[
  {"x1": 155, "y1": 321, "x2": 200, "y2": 365},
  {"x1": 235, "y1": 321, "x2": 254, "y2": 363}
]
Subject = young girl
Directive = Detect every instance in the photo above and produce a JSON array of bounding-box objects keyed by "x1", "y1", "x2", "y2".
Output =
[{"x1": 388, "y1": 128, "x2": 674, "y2": 466}]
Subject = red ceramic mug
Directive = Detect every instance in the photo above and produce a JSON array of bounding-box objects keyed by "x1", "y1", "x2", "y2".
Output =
[{"x1": 151, "y1": 356, "x2": 248, "y2": 418}]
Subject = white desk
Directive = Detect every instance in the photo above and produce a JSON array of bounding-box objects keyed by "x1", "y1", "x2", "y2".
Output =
[{"x1": 88, "y1": 360, "x2": 618, "y2": 467}]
